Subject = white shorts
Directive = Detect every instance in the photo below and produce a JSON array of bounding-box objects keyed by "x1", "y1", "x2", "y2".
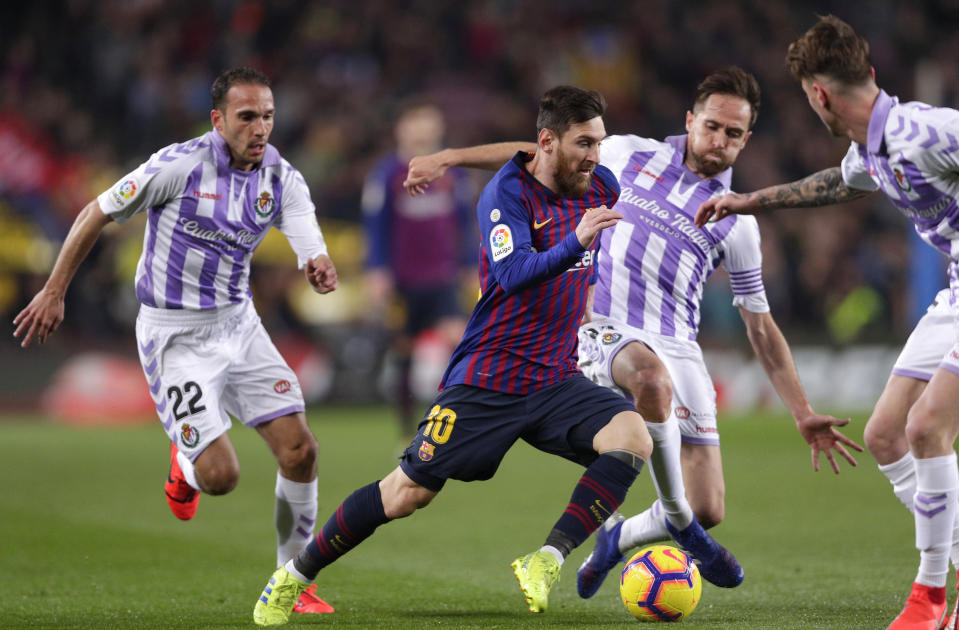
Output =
[
  {"x1": 135, "y1": 300, "x2": 305, "y2": 461},
  {"x1": 578, "y1": 317, "x2": 719, "y2": 446},
  {"x1": 892, "y1": 289, "x2": 959, "y2": 381}
]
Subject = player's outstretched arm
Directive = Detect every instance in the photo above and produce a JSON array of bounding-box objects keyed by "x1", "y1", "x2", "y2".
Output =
[
  {"x1": 13, "y1": 200, "x2": 111, "y2": 348},
  {"x1": 305, "y1": 254, "x2": 338, "y2": 294},
  {"x1": 740, "y1": 308, "x2": 864, "y2": 473},
  {"x1": 694, "y1": 167, "x2": 875, "y2": 227},
  {"x1": 403, "y1": 142, "x2": 535, "y2": 196}
]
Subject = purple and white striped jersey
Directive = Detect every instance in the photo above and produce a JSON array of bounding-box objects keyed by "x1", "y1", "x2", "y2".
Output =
[
  {"x1": 590, "y1": 134, "x2": 769, "y2": 340},
  {"x1": 841, "y1": 90, "x2": 959, "y2": 297},
  {"x1": 97, "y1": 130, "x2": 328, "y2": 310}
]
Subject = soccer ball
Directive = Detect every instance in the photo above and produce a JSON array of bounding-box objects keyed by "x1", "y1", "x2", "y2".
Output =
[{"x1": 620, "y1": 545, "x2": 702, "y2": 622}]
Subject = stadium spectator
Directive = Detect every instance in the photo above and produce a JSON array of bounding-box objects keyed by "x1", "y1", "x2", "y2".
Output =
[
  {"x1": 361, "y1": 102, "x2": 476, "y2": 438},
  {"x1": 252, "y1": 85, "x2": 651, "y2": 625},
  {"x1": 696, "y1": 15, "x2": 959, "y2": 630},
  {"x1": 12, "y1": 67, "x2": 336, "y2": 615}
]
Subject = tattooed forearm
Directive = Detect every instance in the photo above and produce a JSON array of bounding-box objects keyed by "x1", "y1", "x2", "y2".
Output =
[{"x1": 746, "y1": 167, "x2": 873, "y2": 210}]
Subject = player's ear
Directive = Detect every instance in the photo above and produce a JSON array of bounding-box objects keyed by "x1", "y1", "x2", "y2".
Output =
[
  {"x1": 685, "y1": 110, "x2": 694, "y2": 132},
  {"x1": 537, "y1": 128, "x2": 554, "y2": 153},
  {"x1": 211, "y1": 108, "x2": 224, "y2": 131}
]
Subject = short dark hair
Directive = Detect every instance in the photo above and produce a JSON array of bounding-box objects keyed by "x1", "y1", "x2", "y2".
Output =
[
  {"x1": 693, "y1": 67, "x2": 761, "y2": 129},
  {"x1": 786, "y1": 15, "x2": 872, "y2": 86},
  {"x1": 211, "y1": 67, "x2": 271, "y2": 111},
  {"x1": 536, "y1": 86, "x2": 607, "y2": 136}
]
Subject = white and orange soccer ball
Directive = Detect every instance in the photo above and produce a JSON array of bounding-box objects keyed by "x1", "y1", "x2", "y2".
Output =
[{"x1": 620, "y1": 545, "x2": 702, "y2": 622}]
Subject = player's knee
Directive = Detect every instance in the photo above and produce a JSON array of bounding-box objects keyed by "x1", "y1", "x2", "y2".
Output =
[
  {"x1": 623, "y1": 369, "x2": 671, "y2": 422},
  {"x1": 905, "y1": 402, "x2": 953, "y2": 455},
  {"x1": 276, "y1": 432, "x2": 319, "y2": 476},
  {"x1": 863, "y1": 414, "x2": 906, "y2": 462},
  {"x1": 197, "y1": 460, "x2": 240, "y2": 495}
]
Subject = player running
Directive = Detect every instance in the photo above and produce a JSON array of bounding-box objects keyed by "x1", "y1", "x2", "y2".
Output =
[
  {"x1": 695, "y1": 16, "x2": 959, "y2": 630},
  {"x1": 14, "y1": 67, "x2": 336, "y2": 615},
  {"x1": 253, "y1": 85, "x2": 653, "y2": 625},
  {"x1": 404, "y1": 66, "x2": 862, "y2": 599}
]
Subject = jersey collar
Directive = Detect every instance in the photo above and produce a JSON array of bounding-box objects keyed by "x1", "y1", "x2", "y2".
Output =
[
  {"x1": 665, "y1": 134, "x2": 733, "y2": 190},
  {"x1": 867, "y1": 89, "x2": 896, "y2": 154},
  {"x1": 209, "y1": 129, "x2": 281, "y2": 170}
]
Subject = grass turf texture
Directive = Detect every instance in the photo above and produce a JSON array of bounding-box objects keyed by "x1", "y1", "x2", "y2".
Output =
[{"x1": 0, "y1": 406, "x2": 927, "y2": 629}]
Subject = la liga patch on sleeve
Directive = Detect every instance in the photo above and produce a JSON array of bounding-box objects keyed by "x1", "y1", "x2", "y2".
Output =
[{"x1": 490, "y1": 224, "x2": 513, "y2": 261}]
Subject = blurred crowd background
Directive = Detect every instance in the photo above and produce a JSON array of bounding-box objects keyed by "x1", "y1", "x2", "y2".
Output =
[{"x1": 2, "y1": 0, "x2": 958, "y2": 413}]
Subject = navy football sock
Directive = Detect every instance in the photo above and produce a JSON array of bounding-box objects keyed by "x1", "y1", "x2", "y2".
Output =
[
  {"x1": 545, "y1": 452, "x2": 643, "y2": 557},
  {"x1": 292, "y1": 481, "x2": 390, "y2": 580}
]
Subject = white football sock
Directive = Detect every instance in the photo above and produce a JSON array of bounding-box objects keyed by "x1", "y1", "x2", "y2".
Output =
[
  {"x1": 881, "y1": 451, "x2": 959, "y2": 570},
  {"x1": 540, "y1": 545, "x2": 565, "y2": 566},
  {"x1": 914, "y1": 453, "x2": 959, "y2": 588},
  {"x1": 644, "y1": 419, "x2": 694, "y2": 530},
  {"x1": 176, "y1": 450, "x2": 201, "y2": 491},
  {"x1": 618, "y1": 500, "x2": 670, "y2": 554},
  {"x1": 275, "y1": 473, "x2": 318, "y2": 567},
  {"x1": 878, "y1": 452, "x2": 916, "y2": 511}
]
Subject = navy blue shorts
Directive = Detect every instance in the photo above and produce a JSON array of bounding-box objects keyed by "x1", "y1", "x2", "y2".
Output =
[{"x1": 399, "y1": 374, "x2": 637, "y2": 491}]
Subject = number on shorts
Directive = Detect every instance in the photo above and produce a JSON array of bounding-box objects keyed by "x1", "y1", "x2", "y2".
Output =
[
  {"x1": 423, "y1": 405, "x2": 457, "y2": 444},
  {"x1": 167, "y1": 381, "x2": 207, "y2": 421}
]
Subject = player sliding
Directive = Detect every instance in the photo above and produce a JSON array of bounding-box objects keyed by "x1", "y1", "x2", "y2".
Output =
[
  {"x1": 403, "y1": 66, "x2": 861, "y2": 600},
  {"x1": 253, "y1": 85, "x2": 653, "y2": 625},
  {"x1": 14, "y1": 67, "x2": 336, "y2": 615},
  {"x1": 695, "y1": 16, "x2": 959, "y2": 630}
]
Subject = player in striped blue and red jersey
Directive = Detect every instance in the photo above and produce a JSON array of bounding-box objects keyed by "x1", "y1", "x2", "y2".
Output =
[
  {"x1": 252, "y1": 86, "x2": 653, "y2": 626},
  {"x1": 695, "y1": 16, "x2": 959, "y2": 630}
]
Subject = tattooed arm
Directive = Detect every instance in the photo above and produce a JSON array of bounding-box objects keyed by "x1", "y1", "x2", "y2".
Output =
[{"x1": 694, "y1": 167, "x2": 875, "y2": 226}]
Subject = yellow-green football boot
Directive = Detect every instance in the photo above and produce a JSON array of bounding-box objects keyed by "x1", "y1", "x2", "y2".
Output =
[
  {"x1": 253, "y1": 567, "x2": 309, "y2": 626},
  {"x1": 510, "y1": 550, "x2": 561, "y2": 613}
]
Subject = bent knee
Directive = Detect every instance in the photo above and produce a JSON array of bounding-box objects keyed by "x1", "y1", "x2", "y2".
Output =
[
  {"x1": 197, "y1": 461, "x2": 240, "y2": 495},
  {"x1": 623, "y1": 371, "x2": 672, "y2": 421},
  {"x1": 863, "y1": 415, "x2": 908, "y2": 463},
  {"x1": 276, "y1": 433, "x2": 319, "y2": 474}
]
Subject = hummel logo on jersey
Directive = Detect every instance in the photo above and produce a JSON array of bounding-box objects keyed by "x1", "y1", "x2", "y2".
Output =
[{"x1": 533, "y1": 217, "x2": 552, "y2": 230}]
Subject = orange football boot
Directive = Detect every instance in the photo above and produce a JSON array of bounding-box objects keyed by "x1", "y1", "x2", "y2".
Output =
[
  {"x1": 887, "y1": 582, "x2": 946, "y2": 630},
  {"x1": 293, "y1": 583, "x2": 335, "y2": 614},
  {"x1": 165, "y1": 442, "x2": 199, "y2": 520}
]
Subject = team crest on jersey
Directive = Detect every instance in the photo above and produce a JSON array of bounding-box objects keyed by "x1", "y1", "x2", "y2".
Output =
[
  {"x1": 490, "y1": 224, "x2": 513, "y2": 261},
  {"x1": 256, "y1": 191, "x2": 275, "y2": 218},
  {"x1": 892, "y1": 166, "x2": 912, "y2": 192},
  {"x1": 601, "y1": 331, "x2": 621, "y2": 345},
  {"x1": 418, "y1": 441, "x2": 435, "y2": 462},
  {"x1": 110, "y1": 178, "x2": 139, "y2": 208},
  {"x1": 180, "y1": 423, "x2": 200, "y2": 448}
]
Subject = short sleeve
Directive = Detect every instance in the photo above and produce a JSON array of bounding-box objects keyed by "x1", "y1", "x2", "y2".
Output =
[{"x1": 840, "y1": 143, "x2": 880, "y2": 192}]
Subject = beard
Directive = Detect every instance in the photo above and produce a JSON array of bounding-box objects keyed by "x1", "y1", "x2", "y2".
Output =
[
  {"x1": 554, "y1": 151, "x2": 594, "y2": 198},
  {"x1": 688, "y1": 147, "x2": 732, "y2": 178}
]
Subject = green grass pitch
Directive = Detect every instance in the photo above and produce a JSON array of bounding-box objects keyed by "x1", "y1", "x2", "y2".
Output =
[{"x1": 0, "y1": 406, "x2": 929, "y2": 628}]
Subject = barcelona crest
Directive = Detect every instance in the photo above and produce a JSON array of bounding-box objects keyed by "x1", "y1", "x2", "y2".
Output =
[
  {"x1": 418, "y1": 441, "x2": 435, "y2": 462},
  {"x1": 256, "y1": 191, "x2": 275, "y2": 218}
]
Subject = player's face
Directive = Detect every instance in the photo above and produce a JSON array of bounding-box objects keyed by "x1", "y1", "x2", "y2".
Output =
[
  {"x1": 211, "y1": 83, "x2": 275, "y2": 171},
  {"x1": 684, "y1": 94, "x2": 752, "y2": 178},
  {"x1": 552, "y1": 117, "x2": 606, "y2": 198},
  {"x1": 801, "y1": 79, "x2": 846, "y2": 138}
]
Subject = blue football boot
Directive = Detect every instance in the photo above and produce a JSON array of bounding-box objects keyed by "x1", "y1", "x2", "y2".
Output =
[
  {"x1": 665, "y1": 514, "x2": 744, "y2": 588},
  {"x1": 576, "y1": 512, "x2": 626, "y2": 598}
]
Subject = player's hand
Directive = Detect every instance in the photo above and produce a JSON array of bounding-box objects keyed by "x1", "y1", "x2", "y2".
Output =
[
  {"x1": 305, "y1": 255, "x2": 338, "y2": 294},
  {"x1": 694, "y1": 193, "x2": 757, "y2": 227},
  {"x1": 403, "y1": 152, "x2": 448, "y2": 196},
  {"x1": 795, "y1": 412, "x2": 864, "y2": 474},
  {"x1": 13, "y1": 288, "x2": 65, "y2": 348},
  {"x1": 575, "y1": 205, "x2": 622, "y2": 249}
]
